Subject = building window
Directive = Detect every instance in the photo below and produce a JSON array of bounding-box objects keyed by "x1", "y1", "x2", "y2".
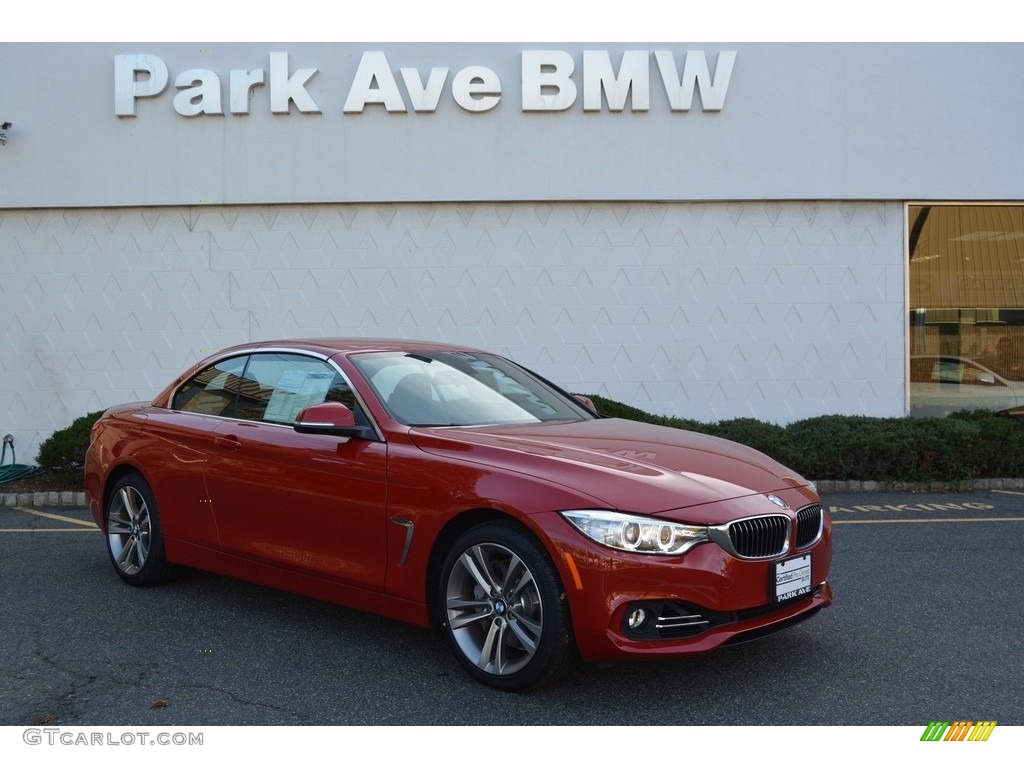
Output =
[{"x1": 908, "y1": 204, "x2": 1024, "y2": 417}]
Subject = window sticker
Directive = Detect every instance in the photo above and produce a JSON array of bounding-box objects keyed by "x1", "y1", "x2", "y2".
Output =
[{"x1": 264, "y1": 370, "x2": 335, "y2": 423}]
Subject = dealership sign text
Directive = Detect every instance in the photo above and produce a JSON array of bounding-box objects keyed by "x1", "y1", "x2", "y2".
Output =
[{"x1": 114, "y1": 50, "x2": 736, "y2": 117}]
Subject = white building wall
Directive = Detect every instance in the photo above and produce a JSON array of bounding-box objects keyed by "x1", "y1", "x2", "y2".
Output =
[
  {"x1": 0, "y1": 200, "x2": 906, "y2": 459},
  {"x1": 4, "y1": 43, "x2": 1024, "y2": 206}
]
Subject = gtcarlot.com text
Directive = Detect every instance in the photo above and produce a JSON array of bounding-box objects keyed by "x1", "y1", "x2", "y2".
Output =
[{"x1": 23, "y1": 728, "x2": 203, "y2": 746}]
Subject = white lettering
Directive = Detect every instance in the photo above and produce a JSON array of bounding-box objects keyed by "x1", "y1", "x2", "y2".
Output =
[
  {"x1": 269, "y1": 52, "x2": 320, "y2": 114},
  {"x1": 655, "y1": 50, "x2": 735, "y2": 112},
  {"x1": 521, "y1": 50, "x2": 576, "y2": 111},
  {"x1": 583, "y1": 50, "x2": 649, "y2": 112},
  {"x1": 114, "y1": 54, "x2": 169, "y2": 117},
  {"x1": 229, "y1": 68, "x2": 265, "y2": 114},
  {"x1": 112, "y1": 49, "x2": 736, "y2": 118},
  {"x1": 452, "y1": 66, "x2": 501, "y2": 112},
  {"x1": 173, "y1": 69, "x2": 223, "y2": 116},
  {"x1": 344, "y1": 51, "x2": 406, "y2": 112},
  {"x1": 400, "y1": 67, "x2": 448, "y2": 112}
]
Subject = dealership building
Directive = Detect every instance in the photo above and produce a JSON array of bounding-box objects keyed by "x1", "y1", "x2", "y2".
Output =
[{"x1": 2, "y1": 42, "x2": 1023, "y2": 459}]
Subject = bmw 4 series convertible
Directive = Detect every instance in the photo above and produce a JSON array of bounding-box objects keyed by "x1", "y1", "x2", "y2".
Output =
[{"x1": 85, "y1": 338, "x2": 833, "y2": 690}]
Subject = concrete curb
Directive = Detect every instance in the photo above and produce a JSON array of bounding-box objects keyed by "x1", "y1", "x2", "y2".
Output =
[
  {"x1": 4, "y1": 478, "x2": 1024, "y2": 507},
  {"x1": 2, "y1": 491, "x2": 88, "y2": 507}
]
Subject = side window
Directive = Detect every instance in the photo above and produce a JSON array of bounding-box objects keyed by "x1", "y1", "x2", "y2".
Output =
[
  {"x1": 934, "y1": 359, "x2": 963, "y2": 383},
  {"x1": 240, "y1": 353, "x2": 364, "y2": 425},
  {"x1": 172, "y1": 356, "x2": 249, "y2": 416}
]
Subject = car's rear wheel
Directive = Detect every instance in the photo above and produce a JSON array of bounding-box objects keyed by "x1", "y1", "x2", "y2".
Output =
[
  {"x1": 106, "y1": 473, "x2": 175, "y2": 586},
  {"x1": 440, "y1": 522, "x2": 576, "y2": 690}
]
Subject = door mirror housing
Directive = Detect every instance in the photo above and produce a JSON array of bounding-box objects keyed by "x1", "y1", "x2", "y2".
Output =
[
  {"x1": 573, "y1": 394, "x2": 598, "y2": 413},
  {"x1": 294, "y1": 402, "x2": 374, "y2": 439}
]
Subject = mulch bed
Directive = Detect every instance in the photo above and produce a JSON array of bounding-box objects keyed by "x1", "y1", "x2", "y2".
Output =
[{"x1": 0, "y1": 469, "x2": 84, "y2": 494}]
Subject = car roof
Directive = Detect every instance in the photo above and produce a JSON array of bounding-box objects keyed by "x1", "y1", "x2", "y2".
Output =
[
  {"x1": 215, "y1": 338, "x2": 489, "y2": 357},
  {"x1": 151, "y1": 338, "x2": 498, "y2": 410}
]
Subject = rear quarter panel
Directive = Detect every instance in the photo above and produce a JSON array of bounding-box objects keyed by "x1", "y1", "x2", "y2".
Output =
[{"x1": 86, "y1": 407, "x2": 221, "y2": 551}]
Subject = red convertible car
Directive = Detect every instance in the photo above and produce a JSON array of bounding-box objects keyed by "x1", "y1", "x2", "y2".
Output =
[{"x1": 85, "y1": 338, "x2": 832, "y2": 690}]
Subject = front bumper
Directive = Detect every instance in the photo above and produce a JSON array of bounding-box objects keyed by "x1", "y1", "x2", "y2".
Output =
[{"x1": 535, "y1": 507, "x2": 833, "y2": 662}]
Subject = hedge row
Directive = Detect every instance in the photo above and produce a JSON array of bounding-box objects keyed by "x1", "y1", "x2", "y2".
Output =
[
  {"x1": 585, "y1": 396, "x2": 1024, "y2": 482},
  {"x1": 36, "y1": 400, "x2": 1024, "y2": 483}
]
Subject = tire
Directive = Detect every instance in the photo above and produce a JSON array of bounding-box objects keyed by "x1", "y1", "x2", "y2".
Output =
[
  {"x1": 105, "y1": 473, "x2": 175, "y2": 586},
  {"x1": 439, "y1": 522, "x2": 576, "y2": 691}
]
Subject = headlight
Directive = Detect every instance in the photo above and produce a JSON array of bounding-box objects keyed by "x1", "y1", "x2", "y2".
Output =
[{"x1": 560, "y1": 510, "x2": 709, "y2": 556}]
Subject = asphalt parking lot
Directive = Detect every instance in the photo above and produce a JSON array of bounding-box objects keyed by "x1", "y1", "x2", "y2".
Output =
[{"x1": 1, "y1": 491, "x2": 1022, "y2": 726}]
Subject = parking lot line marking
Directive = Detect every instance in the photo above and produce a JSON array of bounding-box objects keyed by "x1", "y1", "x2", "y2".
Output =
[
  {"x1": 0, "y1": 528, "x2": 97, "y2": 532},
  {"x1": 833, "y1": 517, "x2": 1024, "y2": 525},
  {"x1": 992, "y1": 489, "x2": 1024, "y2": 496},
  {"x1": 13, "y1": 507, "x2": 98, "y2": 528}
]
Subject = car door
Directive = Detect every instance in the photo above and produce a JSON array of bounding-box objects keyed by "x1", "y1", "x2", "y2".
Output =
[
  {"x1": 203, "y1": 351, "x2": 389, "y2": 590},
  {"x1": 147, "y1": 353, "x2": 254, "y2": 548}
]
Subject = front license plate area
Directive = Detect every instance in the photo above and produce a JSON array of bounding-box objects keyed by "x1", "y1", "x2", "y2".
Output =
[{"x1": 773, "y1": 554, "x2": 811, "y2": 602}]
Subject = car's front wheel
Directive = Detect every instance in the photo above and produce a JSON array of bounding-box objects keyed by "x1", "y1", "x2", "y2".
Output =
[
  {"x1": 439, "y1": 522, "x2": 576, "y2": 690},
  {"x1": 105, "y1": 473, "x2": 175, "y2": 586}
]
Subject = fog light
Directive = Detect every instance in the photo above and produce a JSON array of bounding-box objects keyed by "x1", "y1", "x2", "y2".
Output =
[{"x1": 627, "y1": 607, "x2": 648, "y2": 630}]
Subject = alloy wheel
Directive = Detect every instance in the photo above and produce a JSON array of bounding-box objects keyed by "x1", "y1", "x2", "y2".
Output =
[
  {"x1": 445, "y1": 541, "x2": 544, "y2": 677},
  {"x1": 107, "y1": 484, "x2": 152, "y2": 576}
]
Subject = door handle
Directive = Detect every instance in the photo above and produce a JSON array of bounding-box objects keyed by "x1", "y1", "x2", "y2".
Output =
[{"x1": 213, "y1": 435, "x2": 241, "y2": 450}]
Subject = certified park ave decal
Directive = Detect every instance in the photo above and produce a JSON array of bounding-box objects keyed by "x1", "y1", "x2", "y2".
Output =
[{"x1": 774, "y1": 555, "x2": 811, "y2": 602}]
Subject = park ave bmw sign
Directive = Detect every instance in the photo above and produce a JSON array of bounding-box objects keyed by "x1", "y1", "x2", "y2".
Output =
[{"x1": 114, "y1": 50, "x2": 736, "y2": 117}]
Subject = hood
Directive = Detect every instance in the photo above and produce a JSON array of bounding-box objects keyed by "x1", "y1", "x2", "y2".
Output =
[{"x1": 407, "y1": 418, "x2": 815, "y2": 519}]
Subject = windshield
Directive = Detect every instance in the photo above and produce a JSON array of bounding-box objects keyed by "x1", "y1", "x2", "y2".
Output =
[{"x1": 351, "y1": 351, "x2": 594, "y2": 427}]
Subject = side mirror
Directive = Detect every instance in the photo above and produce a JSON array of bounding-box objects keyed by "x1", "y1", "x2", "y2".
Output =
[
  {"x1": 573, "y1": 394, "x2": 598, "y2": 412},
  {"x1": 977, "y1": 372, "x2": 997, "y2": 386},
  {"x1": 294, "y1": 402, "x2": 374, "y2": 439}
]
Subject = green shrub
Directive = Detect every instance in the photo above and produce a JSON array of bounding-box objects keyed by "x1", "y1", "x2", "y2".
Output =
[
  {"x1": 708, "y1": 418, "x2": 794, "y2": 464},
  {"x1": 36, "y1": 410, "x2": 105, "y2": 473},
  {"x1": 900, "y1": 416, "x2": 982, "y2": 482},
  {"x1": 584, "y1": 396, "x2": 1024, "y2": 481},
  {"x1": 783, "y1": 415, "x2": 883, "y2": 480},
  {"x1": 585, "y1": 394, "x2": 659, "y2": 422},
  {"x1": 584, "y1": 394, "x2": 711, "y2": 433},
  {"x1": 948, "y1": 410, "x2": 1024, "y2": 478}
]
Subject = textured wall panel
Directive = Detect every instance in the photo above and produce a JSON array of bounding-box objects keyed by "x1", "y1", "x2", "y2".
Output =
[{"x1": 0, "y1": 201, "x2": 906, "y2": 460}]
